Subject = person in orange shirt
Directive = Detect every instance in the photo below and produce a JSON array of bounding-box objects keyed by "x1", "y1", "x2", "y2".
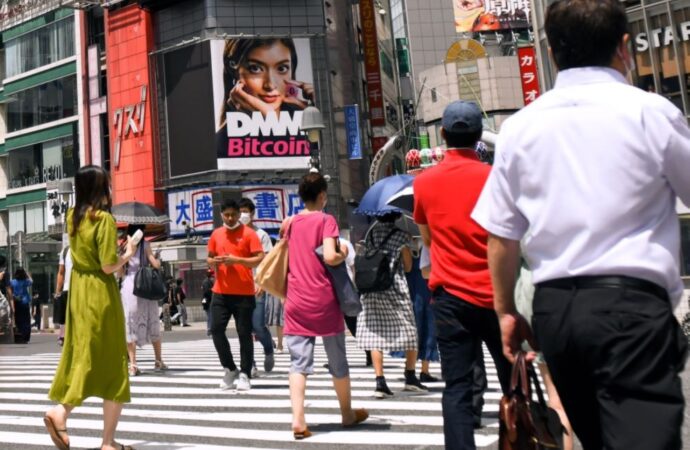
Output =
[{"x1": 207, "y1": 199, "x2": 265, "y2": 392}]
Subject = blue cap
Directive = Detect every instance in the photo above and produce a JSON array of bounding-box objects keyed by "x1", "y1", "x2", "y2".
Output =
[{"x1": 441, "y1": 101, "x2": 483, "y2": 133}]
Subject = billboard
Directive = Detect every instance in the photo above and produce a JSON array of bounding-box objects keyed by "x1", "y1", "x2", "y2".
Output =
[
  {"x1": 241, "y1": 185, "x2": 305, "y2": 230},
  {"x1": 211, "y1": 38, "x2": 316, "y2": 171},
  {"x1": 168, "y1": 188, "x2": 215, "y2": 236},
  {"x1": 454, "y1": 0, "x2": 530, "y2": 33}
]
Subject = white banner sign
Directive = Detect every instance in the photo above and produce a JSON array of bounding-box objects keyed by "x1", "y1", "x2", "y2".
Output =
[
  {"x1": 168, "y1": 188, "x2": 215, "y2": 236},
  {"x1": 241, "y1": 185, "x2": 305, "y2": 230}
]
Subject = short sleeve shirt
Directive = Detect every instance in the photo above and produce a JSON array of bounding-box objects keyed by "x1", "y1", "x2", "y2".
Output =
[
  {"x1": 208, "y1": 225, "x2": 263, "y2": 296},
  {"x1": 59, "y1": 248, "x2": 73, "y2": 292}
]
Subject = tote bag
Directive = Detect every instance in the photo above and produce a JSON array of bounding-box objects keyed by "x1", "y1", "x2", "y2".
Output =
[
  {"x1": 255, "y1": 221, "x2": 291, "y2": 299},
  {"x1": 133, "y1": 243, "x2": 167, "y2": 301}
]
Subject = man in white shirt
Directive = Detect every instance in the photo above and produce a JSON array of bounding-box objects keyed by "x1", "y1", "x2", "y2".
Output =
[
  {"x1": 53, "y1": 246, "x2": 72, "y2": 347},
  {"x1": 471, "y1": 1, "x2": 690, "y2": 449},
  {"x1": 239, "y1": 198, "x2": 275, "y2": 375}
]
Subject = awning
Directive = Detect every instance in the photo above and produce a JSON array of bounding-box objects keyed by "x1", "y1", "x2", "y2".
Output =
[{"x1": 150, "y1": 239, "x2": 207, "y2": 264}]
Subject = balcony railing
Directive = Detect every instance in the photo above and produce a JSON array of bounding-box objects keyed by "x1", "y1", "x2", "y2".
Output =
[{"x1": 0, "y1": 0, "x2": 102, "y2": 32}]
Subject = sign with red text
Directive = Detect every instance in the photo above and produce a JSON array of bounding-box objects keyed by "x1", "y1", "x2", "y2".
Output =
[
  {"x1": 210, "y1": 38, "x2": 315, "y2": 171},
  {"x1": 517, "y1": 46, "x2": 540, "y2": 106},
  {"x1": 360, "y1": 0, "x2": 385, "y2": 127}
]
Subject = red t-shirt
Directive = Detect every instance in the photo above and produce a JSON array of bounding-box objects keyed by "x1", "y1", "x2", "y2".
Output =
[
  {"x1": 207, "y1": 225, "x2": 263, "y2": 296},
  {"x1": 413, "y1": 149, "x2": 494, "y2": 309}
]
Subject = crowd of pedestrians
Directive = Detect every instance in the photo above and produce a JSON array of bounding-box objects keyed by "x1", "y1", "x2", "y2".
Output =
[{"x1": 22, "y1": 1, "x2": 690, "y2": 449}]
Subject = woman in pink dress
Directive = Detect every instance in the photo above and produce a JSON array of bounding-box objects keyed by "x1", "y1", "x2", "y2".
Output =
[{"x1": 281, "y1": 173, "x2": 368, "y2": 440}]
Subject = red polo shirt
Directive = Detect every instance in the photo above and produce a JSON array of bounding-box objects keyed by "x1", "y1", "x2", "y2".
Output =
[{"x1": 413, "y1": 149, "x2": 494, "y2": 309}]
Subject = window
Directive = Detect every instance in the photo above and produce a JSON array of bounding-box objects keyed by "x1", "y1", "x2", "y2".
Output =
[
  {"x1": 5, "y1": 17, "x2": 75, "y2": 78},
  {"x1": 8, "y1": 136, "x2": 77, "y2": 189},
  {"x1": 8, "y1": 203, "x2": 45, "y2": 236},
  {"x1": 7, "y1": 76, "x2": 77, "y2": 131},
  {"x1": 380, "y1": 50, "x2": 394, "y2": 81}
]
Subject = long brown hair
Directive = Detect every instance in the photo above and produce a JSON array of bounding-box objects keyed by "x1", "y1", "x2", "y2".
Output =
[{"x1": 70, "y1": 165, "x2": 112, "y2": 236}]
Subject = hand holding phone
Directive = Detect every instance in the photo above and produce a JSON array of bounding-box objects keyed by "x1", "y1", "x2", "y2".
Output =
[{"x1": 130, "y1": 229, "x2": 144, "y2": 246}]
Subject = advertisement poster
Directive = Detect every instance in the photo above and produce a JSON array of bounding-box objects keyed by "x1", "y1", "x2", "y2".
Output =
[
  {"x1": 241, "y1": 185, "x2": 305, "y2": 230},
  {"x1": 454, "y1": 0, "x2": 530, "y2": 33},
  {"x1": 168, "y1": 188, "x2": 215, "y2": 236},
  {"x1": 211, "y1": 38, "x2": 315, "y2": 171}
]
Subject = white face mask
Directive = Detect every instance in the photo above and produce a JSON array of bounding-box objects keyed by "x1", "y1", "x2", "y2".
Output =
[
  {"x1": 239, "y1": 212, "x2": 252, "y2": 225},
  {"x1": 617, "y1": 45, "x2": 635, "y2": 78},
  {"x1": 224, "y1": 222, "x2": 241, "y2": 230}
]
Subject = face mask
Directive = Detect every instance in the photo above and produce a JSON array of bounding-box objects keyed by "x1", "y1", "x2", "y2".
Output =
[
  {"x1": 239, "y1": 212, "x2": 251, "y2": 225},
  {"x1": 224, "y1": 222, "x2": 240, "y2": 230},
  {"x1": 617, "y1": 45, "x2": 635, "y2": 78}
]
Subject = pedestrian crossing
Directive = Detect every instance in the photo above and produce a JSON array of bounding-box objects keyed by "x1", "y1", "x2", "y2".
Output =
[{"x1": 0, "y1": 336, "x2": 505, "y2": 449}]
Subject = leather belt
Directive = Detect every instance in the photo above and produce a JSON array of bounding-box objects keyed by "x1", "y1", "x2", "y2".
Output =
[{"x1": 537, "y1": 275, "x2": 668, "y2": 300}]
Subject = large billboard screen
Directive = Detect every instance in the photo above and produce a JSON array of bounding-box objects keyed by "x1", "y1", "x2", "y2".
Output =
[
  {"x1": 211, "y1": 38, "x2": 315, "y2": 171},
  {"x1": 454, "y1": 0, "x2": 530, "y2": 33}
]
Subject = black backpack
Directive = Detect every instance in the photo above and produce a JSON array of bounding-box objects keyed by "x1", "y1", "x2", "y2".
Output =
[{"x1": 354, "y1": 227, "x2": 400, "y2": 294}]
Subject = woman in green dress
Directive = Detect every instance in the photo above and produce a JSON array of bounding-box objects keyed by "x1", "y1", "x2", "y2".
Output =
[{"x1": 44, "y1": 165, "x2": 139, "y2": 450}]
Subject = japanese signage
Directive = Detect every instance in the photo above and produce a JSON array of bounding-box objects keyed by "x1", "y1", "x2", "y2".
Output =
[
  {"x1": 241, "y1": 185, "x2": 305, "y2": 230},
  {"x1": 344, "y1": 105, "x2": 362, "y2": 160},
  {"x1": 360, "y1": 0, "x2": 385, "y2": 127},
  {"x1": 168, "y1": 189, "x2": 215, "y2": 236},
  {"x1": 113, "y1": 85, "x2": 147, "y2": 169},
  {"x1": 635, "y1": 20, "x2": 690, "y2": 52},
  {"x1": 210, "y1": 38, "x2": 315, "y2": 171},
  {"x1": 454, "y1": 0, "x2": 530, "y2": 33},
  {"x1": 517, "y1": 46, "x2": 540, "y2": 106},
  {"x1": 372, "y1": 137, "x2": 388, "y2": 154}
]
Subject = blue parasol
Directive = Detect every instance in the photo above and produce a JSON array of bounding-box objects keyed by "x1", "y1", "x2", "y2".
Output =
[{"x1": 354, "y1": 175, "x2": 414, "y2": 217}]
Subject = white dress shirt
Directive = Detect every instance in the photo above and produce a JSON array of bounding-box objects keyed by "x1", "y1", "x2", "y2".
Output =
[
  {"x1": 472, "y1": 67, "x2": 690, "y2": 307},
  {"x1": 59, "y1": 248, "x2": 73, "y2": 292}
]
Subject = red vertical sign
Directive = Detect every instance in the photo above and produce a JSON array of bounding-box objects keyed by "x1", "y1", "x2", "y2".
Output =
[
  {"x1": 360, "y1": 0, "x2": 385, "y2": 127},
  {"x1": 517, "y1": 46, "x2": 540, "y2": 106}
]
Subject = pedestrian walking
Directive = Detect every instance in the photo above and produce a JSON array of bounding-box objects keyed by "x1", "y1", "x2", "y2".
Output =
[
  {"x1": 171, "y1": 278, "x2": 190, "y2": 327},
  {"x1": 120, "y1": 224, "x2": 168, "y2": 376},
  {"x1": 472, "y1": 1, "x2": 690, "y2": 449},
  {"x1": 265, "y1": 290, "x2": 284, "y2": 353},
  {"x1": 413, "y1": 100, "x2": 512, "y2": 449},
  {"x1": 45, "y1": 164, "x2": 139, "y2": 450},
  {"x1": 53, "y1": 246, "x2": 73, "y2": 347},
  {"x1": 207, "y1": 199, "x2": 264, "y2": 392},
  {"x1": 201, "y1": 270, "x2": 214, "y2": 336},
  {"x1": 283, "y1": 172, "x2": 368, "y2": 439},
  {"x1": 31, "y1": 284, "x2": 42, "y2": 330},
  {"x1": 239, "y1": 197, "x2": 275, "y2": 375},
  {"x1": 356, "y1": 213, "x2": 427, "y2": 398},
  {"x1": 341, "y1": 236, "x2": 372, "y2": 367},
  {"x1": 10, "y1": 267, "x2": 32, "y2": 344}
]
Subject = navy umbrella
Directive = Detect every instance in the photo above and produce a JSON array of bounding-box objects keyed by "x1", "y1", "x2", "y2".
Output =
[
  {"x1": 354, "y1": 175, "x2": 414, "y2": 217},
  {"x1": 386, "y1": 185, "x2": 414, "y2": 213}
]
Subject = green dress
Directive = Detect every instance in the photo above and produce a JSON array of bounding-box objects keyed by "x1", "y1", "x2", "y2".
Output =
[{"x1": 48, "y1": 209, "x2": 130, "y2": 406}]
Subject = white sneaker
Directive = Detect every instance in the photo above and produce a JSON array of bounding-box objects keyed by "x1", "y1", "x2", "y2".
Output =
[
  {"x1": 251, "y1": 365, "x2": 259, "y2": 379},
  {"x1": 219, "y1": 368, "x2": 239, "y2": 390},
  {"x1": 235, "y1": 372, "x2": 251, "y2": 391}
]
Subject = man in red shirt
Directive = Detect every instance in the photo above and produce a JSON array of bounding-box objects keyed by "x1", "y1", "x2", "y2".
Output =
[
  {"x1": 207, "y1": 199, "x2": 264, "y2": 391},
  {"x1": 414, "y1": 101, "x2": 511, "y2": 450}
]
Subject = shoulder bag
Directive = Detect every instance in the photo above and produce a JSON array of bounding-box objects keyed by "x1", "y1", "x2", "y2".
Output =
[
  {"x1": 255, "y1": 219, "x2": 292, "y2": 299},
  {"x1": 499, "y1": 351, "x2": 563, "y2": 450},
  {"x1": 133, "y1": 243, "x2": 168, "y2": 301}
]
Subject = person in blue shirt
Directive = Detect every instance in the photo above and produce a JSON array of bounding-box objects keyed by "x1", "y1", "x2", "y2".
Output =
[{"x1": 10, "y1": 267, "x2": 33, "y2": 343}]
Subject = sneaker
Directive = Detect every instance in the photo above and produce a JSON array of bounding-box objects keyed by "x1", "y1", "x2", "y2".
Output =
[
  {"x1": 220, "y1": 368, "x2": 240, "y2": 390},
  {"x1": 420, "y1": 372, "x2": 439, "y2": 383},
  {"x1": 374, "y1": 384, "x2": 394, "y2": 399},
  {"x1": 403, "y1": 377, "x2": 429, "y2": 392},
  {"x1": 236, "y1": 372, "x2": 251, "y2": 391},
  {"x1": 251, "y1": 365, "x2": 259, "y2": 379},
  {"x1": 264, "y1": 353, "x2": 275, "y2": 372}
]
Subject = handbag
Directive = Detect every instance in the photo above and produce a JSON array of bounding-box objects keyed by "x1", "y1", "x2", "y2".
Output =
[
  {"x1": 133, "y1": 243, "x2": 167, "y2": 301},
  {"x1": 499, "y1": 352, "x2": 563, "y2": 450},
  {"x1": 255, "y1": 220, "x2": 292, "y2": 299},
  {"x1": 318, "y1": 246, "x2": 362, "y2": 317}
]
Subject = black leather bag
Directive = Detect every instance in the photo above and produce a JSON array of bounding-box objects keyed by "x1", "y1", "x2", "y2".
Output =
[
  {"x1": 499, "y1": 352, "x2": 563, "y2": 450},
  {"x1": 133, "y1": 244, "x2": 167, "y2": 301},
  {"x1": 354, "y1": 228, "x2": 398, "y2": 294}
]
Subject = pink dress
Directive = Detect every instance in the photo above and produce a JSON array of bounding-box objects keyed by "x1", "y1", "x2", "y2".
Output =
[{"x1": 284, "y1": 212, "x2": 344, "y2": 337}]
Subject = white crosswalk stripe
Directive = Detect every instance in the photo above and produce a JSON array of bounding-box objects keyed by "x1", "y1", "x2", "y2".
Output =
[{"x1": 0, "y1": 336, "x2": 504, "y2": 449}]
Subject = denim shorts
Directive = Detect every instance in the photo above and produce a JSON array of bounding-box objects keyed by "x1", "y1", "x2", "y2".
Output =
[{"x1": 286, "y1": 333, "x2": 349, "y2": 378}]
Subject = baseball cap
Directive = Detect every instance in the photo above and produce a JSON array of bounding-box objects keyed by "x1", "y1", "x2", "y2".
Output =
[{"x1": 441, "y1": 101, "x2": 483, "y2": 133}]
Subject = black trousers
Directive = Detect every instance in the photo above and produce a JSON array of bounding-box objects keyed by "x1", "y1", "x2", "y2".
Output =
[
  {"x1": 210, "y1": 294, "x2": 255, "y2": 376},
  {"x1": 533, "y1": 283, "x2": 688, "y2": 450},
  {"x1": 431, "y1": 288, "x2": 512, "y2": 450},
  {"x1": 14, "y1": 301, "x2": 31, "y2": 343}
]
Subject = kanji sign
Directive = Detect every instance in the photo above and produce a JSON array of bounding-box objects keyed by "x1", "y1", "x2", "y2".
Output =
[
  {"x1": 517, "y1": 46, "x2": 540, "y2": 106},
  {"x1": 167, "y1": 189, "x2": 215, "y2": 236},
  {"x1": 242, "y1": 185, "x2": 304, "y2": 230},
  {"x1": 344, "y1": 105, "x2": 362, "y2": 160},
  {"x1": 360, "y1": 0, "x2": 385, "y2": 127}
]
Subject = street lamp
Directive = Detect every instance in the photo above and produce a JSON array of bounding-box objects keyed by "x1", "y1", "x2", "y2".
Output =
[{"x1": 300, "y1": 106, "x2": 326, "y2": 172}]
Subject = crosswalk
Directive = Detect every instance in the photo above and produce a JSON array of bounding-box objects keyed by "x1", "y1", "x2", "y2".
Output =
[{"x1": 0, "y1": 336, "x2": 505, "y2": 449}]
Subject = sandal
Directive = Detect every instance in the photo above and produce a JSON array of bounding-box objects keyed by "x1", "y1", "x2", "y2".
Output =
[
  {"x1": 293, "y1": 426, "x2": 312, "y2": 440},
  {"x1": 43, "y1": 414, "x2": 70, "y2": 450},
  {"x1": 154, "y1": 360, "x2": 168, "y2": 371},
  {"x1": 128, "y1": 364, "x2": 141, "y2": 377},
  {"x1": 111, "y1": 441, "x2": 136, "y2": 450},
  {"x1": 343, "y1": 408, "x2": 369, "y2": 428}
]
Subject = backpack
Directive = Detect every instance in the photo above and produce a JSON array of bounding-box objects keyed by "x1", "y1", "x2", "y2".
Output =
[{"x1": 354, "y1": 227, "x2": 400, "y2": 294}]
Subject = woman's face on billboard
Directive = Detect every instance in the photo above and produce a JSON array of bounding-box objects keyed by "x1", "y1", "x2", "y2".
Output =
[{"x1": 238, "y1": 42, "x2": 292, "y2": 107}]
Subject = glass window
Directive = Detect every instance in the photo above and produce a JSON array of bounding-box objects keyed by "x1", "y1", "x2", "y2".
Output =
[
  {"x1": 8, "y1": 206, "x2": 24, "y2": 236},
  {"x1": 7, "y1": 76, "x2": 77, "y2": 132},
  {"x1": 8, "y1": 137, "x2": 77, "y2": 189},
  {"x1": 25, "y1": 203, "x2": 44, "y2": 234},
  {"x1": 4, "y1": 17, "x2": 75, "y2": 78}
]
